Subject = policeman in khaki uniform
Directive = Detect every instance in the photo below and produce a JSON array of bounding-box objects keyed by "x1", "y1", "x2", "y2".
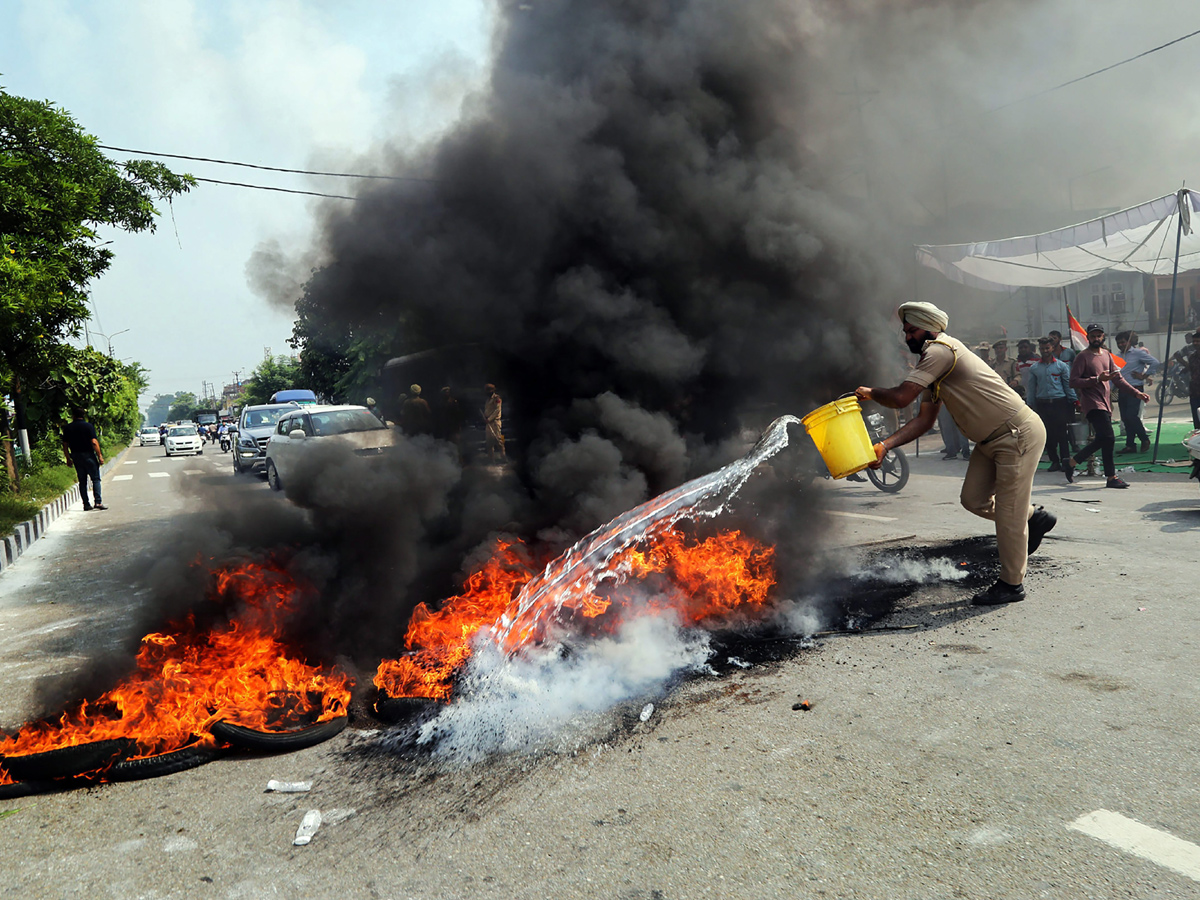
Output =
[{"x1": 856, "y1": 302, "x2": 1056, "y2": 605}]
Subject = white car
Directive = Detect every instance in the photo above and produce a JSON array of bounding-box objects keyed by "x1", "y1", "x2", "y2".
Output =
[
  {"x1": 165, "y1": 424, "x2": 203, "y2": 457},
  {"x1": 138, "y1": 426, "x2": 161, "y2": 446},
  {"x1": 263, "y1": 405, "x2": 398, "y2": 490}
]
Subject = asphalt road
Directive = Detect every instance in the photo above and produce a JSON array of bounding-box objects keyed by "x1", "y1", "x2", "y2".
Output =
[{"x1": 1, "y1": 428, "x2": 1199, "y2": 899}]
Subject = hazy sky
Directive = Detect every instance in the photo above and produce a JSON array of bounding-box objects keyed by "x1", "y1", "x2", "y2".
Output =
[
  {"x1": 4, "y1": 0, "x2": 1199, "y2": 408},
  {"x1": 2, "y1": 0, "x2": 493, "y2": 407}
]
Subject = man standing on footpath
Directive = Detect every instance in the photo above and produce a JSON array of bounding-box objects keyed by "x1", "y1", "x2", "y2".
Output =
[
  {"x1": 61, "y1": 407, "x2": 106, "y2": 511},
  {"x1": 1049, "y1": 330, "x2": 1076, "y2": 365},
  {"x1": 856, "y1": 301, "x2": 1054, "y2": 606},
  {"x1": 1067, "y1": 324, "x2": 1148, "y2": 488},
  {"x1": 1026, "y1": 337, "x2": 1077, "y2": 480},
  {"x1": 1114, "y1": 330, "x2": 1159, "y2": 455}
]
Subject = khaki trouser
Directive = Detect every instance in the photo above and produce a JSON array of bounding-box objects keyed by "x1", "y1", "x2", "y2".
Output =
[{"x1": 960, "y1": 407, "x2": 1047, "y2": 585}]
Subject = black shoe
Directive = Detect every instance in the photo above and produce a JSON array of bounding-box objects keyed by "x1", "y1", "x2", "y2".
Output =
[
  {"x1": 961, "y1": 450, "x2": 971, "y2": 460},
  {"x1": 941, "y1": 452, "x2": 957, "y2": 460},
  {"x1": 1140, "y1": 440, "x2": 1150, "y2": 453},
  {"x1": 1028, "y1": 507, "x2": 1057, "y2": 554},
  {"x1": 1064, "y1": 464, "x2": 1074, "y2": 484},
  {"x1": 93, "y1": 504, "x2": 108, "y2": 510},
  {"x1": 1116, "y1": 446, "x2": 1137, "y2": 456},
  {"x1": 972, "y1": 580, "x2": 1026, "y2": 605},
  {"x1": 1047, "y1": 462, "x2": 1062, "y2": 472},
  {"x1": 1106, "y1": 477, "x2": 1130, "y2": 489},
  {"x1": 845, "y1": 473, "x2": 866, "y2": 482},
  {"x1": 82, "y1": 505, "x2": 93, "y2": 511}
]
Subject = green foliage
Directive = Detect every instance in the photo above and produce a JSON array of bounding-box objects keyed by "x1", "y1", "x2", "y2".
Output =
[
  {"x1": 241, "y1": 355, "x2": 303, "y2": 406},
  {"x1": 145, "y1": 392, "x2": 175, "y2": 425},
  {"x1": 167, "y1": 391, "x2": 198, "y2": 422},
  {"x1": 0, "y1": 87, "x2": 193, "y2": 496}
]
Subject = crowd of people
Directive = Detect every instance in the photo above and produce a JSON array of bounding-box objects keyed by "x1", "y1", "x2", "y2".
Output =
[
  {"x1": 936, "y1": 327, "x2": 1200, "y2": 488},
  {"x1": 372, "y1": 382, "x2": 506, "y2": 462}
]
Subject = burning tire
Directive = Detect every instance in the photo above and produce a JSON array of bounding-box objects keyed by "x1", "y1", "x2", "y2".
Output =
[
  {"x1": 373, "y1": 694, "x2": 443, "y2": 724},
  {"x1": 107, "y1": 739, "x2": 223, "y2": 782},
  {"x1": 210, "y1": 716, "x2": 347, "y2": 752},
  {"x1": 0, "y1": 737, "x2": 134, "y2": 782}
]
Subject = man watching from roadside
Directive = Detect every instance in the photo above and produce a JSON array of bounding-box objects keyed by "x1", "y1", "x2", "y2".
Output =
[
  {"x1": 991, "y1": 339, "x2": 1020, "y2": 391},
  {"x1": 61, "y1": 407, "x2": 106, "y2": 511},
  {"x1": 1068, "y1": 324, "x2": 1148, "y2": 488},
  {"x1": 1114, "y1": 330, "x2": 1159, "y2": 455},
  {"x1": 1049, "y1": 330, "x2": 1076, "y2": 365},
  {"x1": 1027, "y1": 338, "x2": 1077, "y2": 480}
]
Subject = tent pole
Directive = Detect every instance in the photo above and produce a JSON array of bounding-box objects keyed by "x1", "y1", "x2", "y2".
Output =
[{"x1": 1151, "y1": 190, "x2": 1186, "y2": 463}]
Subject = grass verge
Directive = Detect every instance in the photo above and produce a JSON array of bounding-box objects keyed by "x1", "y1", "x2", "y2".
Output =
[{"x1": 0, "y1": 440, "x2": 127, "y2": 536}]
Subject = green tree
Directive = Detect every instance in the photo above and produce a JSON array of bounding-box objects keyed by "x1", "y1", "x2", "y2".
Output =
[
  {"x1": 0, "y1": 87, "x2": 194, "y2": 453},
  {"x1": 145, "y1": 392, "x2": 176, "y2": 426},
  {"x1": 167, "y1": 391, "x2": 198, "y2": 422},
  {"x1": 241, "y1": 355, "x2": 303, "y2": 406}
]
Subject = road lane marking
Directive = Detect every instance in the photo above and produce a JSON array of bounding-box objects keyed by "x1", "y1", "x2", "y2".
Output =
[
  {"x1": 148, "y1": 472, "x2": 170, "y2": 479},
  {"x1": 1069, "y1": 809, "x2": 1200, "y2": 882},
  {"x1": 183, "y1": 469, "x2": 203, "y2": 475},
  {"x1": 112, "y1": 475, "x2": 133, "y2": 482},
  {"x1": 123, "y1": 460, "x2": 138, "y2": 465},
  {"x1": 147, "y1": 459, "x2": 163, "y2": 464},
  {"x1": 827, "y1": 510, "x2": 899, "y2": 523}
]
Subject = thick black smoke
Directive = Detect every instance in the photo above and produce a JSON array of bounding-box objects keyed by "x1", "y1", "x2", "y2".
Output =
[
  {"x1": 51, "y1": 1, "x2": 919, "y2": 704},
  {"x1": 242, "y1": 0, "x2": 916, "y2": 665}
]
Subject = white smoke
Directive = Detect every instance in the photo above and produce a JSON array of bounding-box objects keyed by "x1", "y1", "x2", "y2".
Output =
[{"x1": 415, "y1": 612, "x2": 712, "y2": 765}]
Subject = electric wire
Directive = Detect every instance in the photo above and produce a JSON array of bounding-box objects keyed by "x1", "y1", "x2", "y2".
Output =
[
  {"x1": 192, "y1": 176, "x2": 355, "y2": 200},
  {"x1": 990, "y1": 25, "x2": 1200, "y2": 112},
  {"x1": 98, "y1": 143, "x2": 434, "y2": 183}
]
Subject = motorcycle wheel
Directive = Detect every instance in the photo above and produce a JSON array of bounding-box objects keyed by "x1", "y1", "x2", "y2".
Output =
[
  {"x1": 867, "y1": 448, "x2": 909, "y2": 493},
  {"x1": 1157, "y1": 381, "x2": 1175, "y2": 405}
]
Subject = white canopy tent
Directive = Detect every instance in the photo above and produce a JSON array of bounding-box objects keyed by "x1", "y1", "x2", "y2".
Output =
[
  {"x1": 916, "y1": 188, "x2": 1196, "y2": 460},
  {"x1": 916, "y1": 189, "x2": 1199, "y2": 292}
]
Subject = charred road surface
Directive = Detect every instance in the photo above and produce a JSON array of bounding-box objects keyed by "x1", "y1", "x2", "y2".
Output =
[{"x1": 1, "y1": 447, "x2": 1199, "y2": 899}]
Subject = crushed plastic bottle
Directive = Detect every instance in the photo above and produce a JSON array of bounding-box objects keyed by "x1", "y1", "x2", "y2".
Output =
[{"x1": 293, "y1": 810, "x2": 322, "y2": 846}]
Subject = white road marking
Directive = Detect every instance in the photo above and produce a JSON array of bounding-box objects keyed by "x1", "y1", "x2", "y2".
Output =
[
  {"x1": 827, "y1": 510, "x2": 899, "y2": 523},
  {"x1": 112, "y1": 475, "x2": 134, "y2": 482},
  {"x1": 123, "y1": 460, "x2": 138, "y2": 464},
  {"x1": 148, "y1": 472, "x2": 170, "y2": 479},
  {"x1": 183, "y1": 469, "x2": 203, "y2": 475},
  {"x1": 147, "y1": 458, "x2": 163, "y2": 464},
  {"x1": 1069, "y1": 809, "x2": 1200, "y2": 882}
]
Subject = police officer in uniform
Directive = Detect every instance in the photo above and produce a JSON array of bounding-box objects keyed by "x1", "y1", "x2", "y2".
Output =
[{"x1": 856, "y1": 302, "x2": 1055, "y2": 606}]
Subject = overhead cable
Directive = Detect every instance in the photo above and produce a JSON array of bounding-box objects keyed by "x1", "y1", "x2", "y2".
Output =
[
  {"x1": 99, "y1": 143, "x2": 435, "y2": 183},
  {"x1": 193, "y1": 176, "x2": 356, "y2": 200},
  {"x1": 991, "y1": 25, "x2": 1200, "y2": 112}
]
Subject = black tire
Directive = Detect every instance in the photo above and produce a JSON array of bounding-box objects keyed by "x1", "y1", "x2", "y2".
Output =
[
  {"x1": 0, "y1": 737, "x2": 134, "y2": 782},
  {"x1": 373, "y1": 695, "x2": 443, "y2": 724},
  {"x1": 210, "y1": 716, "x2": 347, "y2": 752},
  {"x1": 867, "y1": 448, "x2": 910, "y2": 493},
  {"x1": 232, "y1": 454, "x2": 242, "y2": 474},
  {"x1": 1157, "y1": 381, "x2": 1175, "y2": 405},
  {"x1": 266, "y1": 460, "x2": 282, "y2": 491},
  {"x1": 0, "y1": 779, "x2": 55, "y2": 799},
  {"x1": 107, "y1": 741, "x2": 222, "y2": 782}
]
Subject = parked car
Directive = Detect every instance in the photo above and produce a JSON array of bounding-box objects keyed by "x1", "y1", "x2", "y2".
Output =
[
  {"x1": 164, "y1": 424, "x2": 203, "y2": 457},
  {"x1": 138, "y1": 426, "x2": 161, "y2": 446},
  {"x1": 264, "y1": 405, "x2": 399, "y2": 491},
  {"x1": 233, "y1": 403, "x2": 301, "y2": 474}
]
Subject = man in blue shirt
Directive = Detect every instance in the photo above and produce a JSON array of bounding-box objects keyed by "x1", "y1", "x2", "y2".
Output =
[
  {"x1": 1115, "y1": 331, "x2": 1160, "y2": 454},
  {"x1": 1027, "y1": 337, "x2": 1077, "y2": 478}
]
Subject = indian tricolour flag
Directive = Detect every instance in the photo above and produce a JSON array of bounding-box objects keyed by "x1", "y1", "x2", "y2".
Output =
[{"x1": 1066, "y1": 303, "x2": 1125, "y2": 367}]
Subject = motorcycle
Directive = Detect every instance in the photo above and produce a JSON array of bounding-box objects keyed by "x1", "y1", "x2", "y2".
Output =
[
  {"x1": 1185, "y1": 427, "x2": 1200, "y2": 490},
  {"x1": 219, "y1": 431, "x2": 232, "y2": 453},
  {"x1": 1154, "y1": 359, "x2": 1191, "y2": 405},
  {"x1": 798, "y1": 410, "x2": 910, "y2": 493}
]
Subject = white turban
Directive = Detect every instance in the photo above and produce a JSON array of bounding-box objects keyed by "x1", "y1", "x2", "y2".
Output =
[{"x1": 898, "y1": 301, "x2": 948, "y2": 333}]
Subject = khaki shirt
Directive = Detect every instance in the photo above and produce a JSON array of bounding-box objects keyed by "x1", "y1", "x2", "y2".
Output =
[
  {"x1": 904, "y1": 333, "x2": 1027, "y2": 442},
  {"x1": 990, "y1": 356, "x2": 1019, "y2": 386}
]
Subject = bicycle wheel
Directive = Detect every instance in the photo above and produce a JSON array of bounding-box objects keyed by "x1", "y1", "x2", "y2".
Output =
[{"x1": 866, "y1": 448, "x2": 909, "y2": 493}]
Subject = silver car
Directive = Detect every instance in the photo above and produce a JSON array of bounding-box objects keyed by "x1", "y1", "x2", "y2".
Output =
[
  {"x1": 233, "y1": 403, "x2": 299, "y2": 474},
  {"x1": 138, "y1": 426, "x2": 161, "y2": 446},
  {"x1": 263, "y1": 405, "x2": 399, "y2": 491}
]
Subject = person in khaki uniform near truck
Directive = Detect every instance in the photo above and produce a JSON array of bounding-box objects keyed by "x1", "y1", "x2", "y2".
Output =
[{"x1": 856, "y1": 301, "x2": 1055, "y2": 605}]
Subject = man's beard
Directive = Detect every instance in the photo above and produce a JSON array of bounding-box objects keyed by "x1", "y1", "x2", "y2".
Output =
[
  {"x1": 906, "y1": 336, "x2": 926, "y2": 354},
  {"x1": 1089, "y1": 338, "x2": 1104, "y2": 349}
]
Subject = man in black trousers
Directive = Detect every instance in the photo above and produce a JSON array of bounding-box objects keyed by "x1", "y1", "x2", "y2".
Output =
[{"x1": 61, "y1": 407, "x2": 106, "y2": 510}]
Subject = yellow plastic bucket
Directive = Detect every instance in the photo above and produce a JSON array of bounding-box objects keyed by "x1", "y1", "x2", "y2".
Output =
[{"x1": 801, "y1": 397, "x2": 875, "y2": 478}]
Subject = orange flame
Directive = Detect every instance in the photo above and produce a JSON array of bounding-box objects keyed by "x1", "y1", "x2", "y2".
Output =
[
  {"x1": 0, "y1": 560, "x2": 352, "y2": 774},
  {"x1": 373, "y1": 527, "x2": 776, "y2": 701}
]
